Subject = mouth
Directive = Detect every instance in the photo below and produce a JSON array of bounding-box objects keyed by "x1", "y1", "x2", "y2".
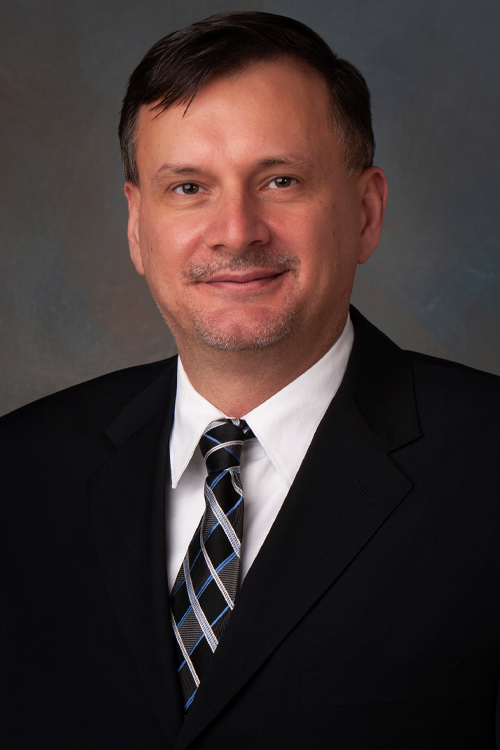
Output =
[
  {"x1": 183, "y1": 250, "x2": 300, "y2": 295},
  {"x1": 199, "y1": 268, "x2": 287, "y2": 292}
]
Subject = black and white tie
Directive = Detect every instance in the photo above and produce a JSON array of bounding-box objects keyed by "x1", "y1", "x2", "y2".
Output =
[{"x1": 170, "y1": 418, "x2": 253, "y2": 712}]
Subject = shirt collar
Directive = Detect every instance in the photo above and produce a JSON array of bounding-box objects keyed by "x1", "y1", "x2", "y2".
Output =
[{"x1": 169, "y1": 315, "x2": 354, "y2": 488}]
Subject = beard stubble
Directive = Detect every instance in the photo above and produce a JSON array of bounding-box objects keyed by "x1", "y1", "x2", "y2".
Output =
[{"x1": 181, "y1": 248, "x2": 301, "y2": 351}]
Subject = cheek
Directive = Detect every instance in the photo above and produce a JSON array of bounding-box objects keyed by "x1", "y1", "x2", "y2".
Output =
[
  {"x1": 144, "y1": 210, "x2": 207, "y2": 270},
  {"x1": 272, "y1": 206, "x2": 326, "y2": 253},
  {"x1": 138, "y1": 217, "x2": 183, "y2": 279},
  {"x1": 290, "y1": 208, "x2": 339, "y2": 278}
]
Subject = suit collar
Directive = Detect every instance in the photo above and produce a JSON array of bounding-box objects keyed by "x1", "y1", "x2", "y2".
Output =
[
  {"x1": 342, "y1": 306, "x2": 422, "y2": 452},
  {"x1": 104, "y1": 360, "x2": 178, "y2": 448},
  {"x1": 89, "y1": 357, "x2": 184, "y2": 742},
  {"x1": 174, "y1": 308, "x2": 422, "y2": 749}
]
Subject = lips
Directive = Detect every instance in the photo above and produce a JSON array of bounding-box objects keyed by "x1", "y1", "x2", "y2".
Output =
[
  {"x1": 183, "y1": 250, "x2": 300, "y2": 285},
  {"x1": 203, "y1": 269, "x2": 283, "y2": 284},
  {"x1": 197, "y1": 268, "x2": 287, "y2": 293}
]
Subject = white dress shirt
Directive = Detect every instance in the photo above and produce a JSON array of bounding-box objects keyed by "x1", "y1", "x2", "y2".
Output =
[{"x1": 166, "y1": 315, "x2": 354, "y2": 592}]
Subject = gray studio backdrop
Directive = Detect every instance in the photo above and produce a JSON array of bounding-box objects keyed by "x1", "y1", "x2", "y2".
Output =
[{"x1": 1, "y1": 0, "x2": 499, "y2": 416}]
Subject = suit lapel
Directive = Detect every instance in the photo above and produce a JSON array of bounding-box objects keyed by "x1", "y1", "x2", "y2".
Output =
[
  {"x1": 175, "y1": 309, "x2": 422, "y2": 750},
  {"x1": 89, "y1": 361, "x2": 184, "y2": 743}
]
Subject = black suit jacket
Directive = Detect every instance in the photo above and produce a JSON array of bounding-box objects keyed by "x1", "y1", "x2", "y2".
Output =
[{"x1": 2, "y1": 308, "x2": 500, "y2": 749}]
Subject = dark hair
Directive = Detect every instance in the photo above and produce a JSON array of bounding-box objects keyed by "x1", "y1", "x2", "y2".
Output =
[{"x1": 119, "y1": 11, "x2": 374, "y2": 185}]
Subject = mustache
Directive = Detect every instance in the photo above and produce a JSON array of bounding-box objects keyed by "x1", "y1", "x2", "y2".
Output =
[{"x1": 183, "y1": 249, "x2": 300, "y2": 281}]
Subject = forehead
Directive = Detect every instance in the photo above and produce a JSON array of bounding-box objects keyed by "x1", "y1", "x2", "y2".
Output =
[{"x1": 134, "y1": 60, "x2": 341, "y2": 179}]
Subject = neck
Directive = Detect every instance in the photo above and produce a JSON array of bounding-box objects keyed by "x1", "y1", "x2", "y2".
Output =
[{"x1": 176, "y1": 319, "x2": 347, "y2": 417}]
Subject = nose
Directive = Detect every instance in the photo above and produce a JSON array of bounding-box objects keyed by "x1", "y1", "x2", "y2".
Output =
[{"x1": 204, "y1": 187, "x2": 271, "y2": 253}]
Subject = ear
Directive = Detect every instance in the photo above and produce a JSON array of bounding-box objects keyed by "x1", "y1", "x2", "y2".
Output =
[
  {"x1": 357, "y1": 166, "x2": 389, "y2": 264},
  {"x1": 124, "y1": 182, "x2": 145, "y2": 276}
]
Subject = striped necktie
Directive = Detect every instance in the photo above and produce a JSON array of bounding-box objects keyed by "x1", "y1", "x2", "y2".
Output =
[{"x1": 170, "y1": 418, "x2": 254, "y2": 712}]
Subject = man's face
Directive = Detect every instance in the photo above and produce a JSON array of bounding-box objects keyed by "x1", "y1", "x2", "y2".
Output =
[{"x1": 126, "y1": 60, "x2": 385, "y2": 361}]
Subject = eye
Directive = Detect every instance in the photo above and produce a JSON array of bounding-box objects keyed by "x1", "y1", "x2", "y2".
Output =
[
  {"x1": 268, "y1": 176, "x2": 297, "y2": 189},
  {"x1": 174, "y1": 183, "x2": 202, "y2": 195}
]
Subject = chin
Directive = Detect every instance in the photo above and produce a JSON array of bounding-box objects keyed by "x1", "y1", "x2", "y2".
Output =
[{"x1": 192, "y1": 309, "x2": 296, "y2": 352}]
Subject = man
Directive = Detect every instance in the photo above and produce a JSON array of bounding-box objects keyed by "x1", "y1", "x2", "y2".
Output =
[{"x1": 1, "y1": 11, "x2": 499, "y2": 749}]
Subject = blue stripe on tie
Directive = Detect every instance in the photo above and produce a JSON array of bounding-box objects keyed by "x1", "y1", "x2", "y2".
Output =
[
  {"x1": 176, "y1": 597, "x2": 227, "y2": 674},
  {"x1": 171, "y1": 574, "x2": 188, "y2": 598},
  {"x1": 178, "y1": 599, "x2": 236, "y2": 672},
  {"x1": 184, "y1": 691, "x2": 196, "y2": 711},
  {"x1": 210, "y1": 602, "x2": 232, "y2": 628},
  {"x1": 215, "y1": 550, "x2": 237, "y2": 574},
  {"x1": 223, "y1": 446, "x2": 240, "y2": 461},
  {"x1": 177, "y1": 599, "x2": 195, "y2": 628},
  {"x1": 218, "y1": 446, "x2": 240, "y2": 461},
  {"x1": 204, "y1": 434, "x2": 240, "y2": 461},
  {"x1": 204, "y1": 435, "x2": 241, "y2": 461},
  {"x1": 177, "y1": 633, "x2": 205, "y2": 672},
  {"x1": 210, "y1": 470, "x2": 226, "y2": 490},
  {"x1": 183, "y1": 559, "x2": 218, "y2": 651},
  {"x1": 204, "y1": 485, "x2": 241, "y2": 555},
  {"x1": 204, "y1": 434, "x2": 220, "y2": 444},
  {"x1": 170, "y1": 496, "x2": 243, "y2": 598},
  {"x1": 178, "y1": 606, "x2": 234, "y2": 697},
  {"x1": 177, "y1": 601, "x2": 194, "y2": 629},
  {"x1": 174, "y1": 550, "x2": 239, "y2": 628},
  {"x1": 194, "y1": 495, "x2": 241, "y2": 562},
  {"x1": 228, "y1": 496, "x2": 242, "y2": 516},
  {"x1": 176, "y1": 567, "x2": 214, "y2": 625},
  {"x1": 210, "y1": 468, "x2": 242, "y2": 492},
  {"x1": 177, "y1": 572, "x2": 214, "y2": 626},
  {"x1": 199, "y1": 494, "x2": 243, "y2": 540},
  {"x1": 203, "y1": 434, "x2": 225, "y2": 452}
]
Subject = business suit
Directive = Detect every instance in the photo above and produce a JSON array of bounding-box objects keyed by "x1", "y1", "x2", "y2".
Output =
[{"x1": 2, "y1": 306, "x2": 500, "y2": 749}]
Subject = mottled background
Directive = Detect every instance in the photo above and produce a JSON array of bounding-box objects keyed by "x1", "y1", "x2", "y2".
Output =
[{"x1": 1, "y1": 0, "x2": 499, "y2": 416}]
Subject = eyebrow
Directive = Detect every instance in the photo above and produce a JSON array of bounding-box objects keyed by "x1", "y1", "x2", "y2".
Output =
[
  {"x1": 256, "y1": 156, "x2": 314, "y2": 169},
  {"x1": 152, "y1": 155, "x2": 314, "y2": 182},
  {"x1": 153, "y1": 164, "x2": 200, "y2": 181}
]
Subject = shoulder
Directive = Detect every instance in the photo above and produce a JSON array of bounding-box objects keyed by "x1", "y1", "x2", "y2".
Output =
[
  {"x1": 0, "y1": 356, "x2": 177, "y2": 442},
  {"x1": 404, "y1": 350, "x2": 500, "y2": 448},
  {"x1": 407, "y1": 349, "x2": 500, "y2": 405},
  {"x1": 407, "y1": 348, "x2": 500, "y2": 381},
  {"x1": 351, "y1": 304, "x2": 500, "y2": 405},
  {"x1": 347, "y1": 307, "x2": 499, "y2": 450},
  {"x1": 0, "y1": 357, "x2": 178, "y2": 504}
]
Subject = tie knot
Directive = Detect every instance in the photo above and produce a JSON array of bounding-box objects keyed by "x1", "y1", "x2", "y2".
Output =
[{"x1": 199, "y1": 419, "x2": 253, "y2": 473}]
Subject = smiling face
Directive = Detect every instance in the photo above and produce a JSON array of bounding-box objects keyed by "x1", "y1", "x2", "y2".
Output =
[{"x1": 125, "y1": 59, "x2": 387, "y2": 375}]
